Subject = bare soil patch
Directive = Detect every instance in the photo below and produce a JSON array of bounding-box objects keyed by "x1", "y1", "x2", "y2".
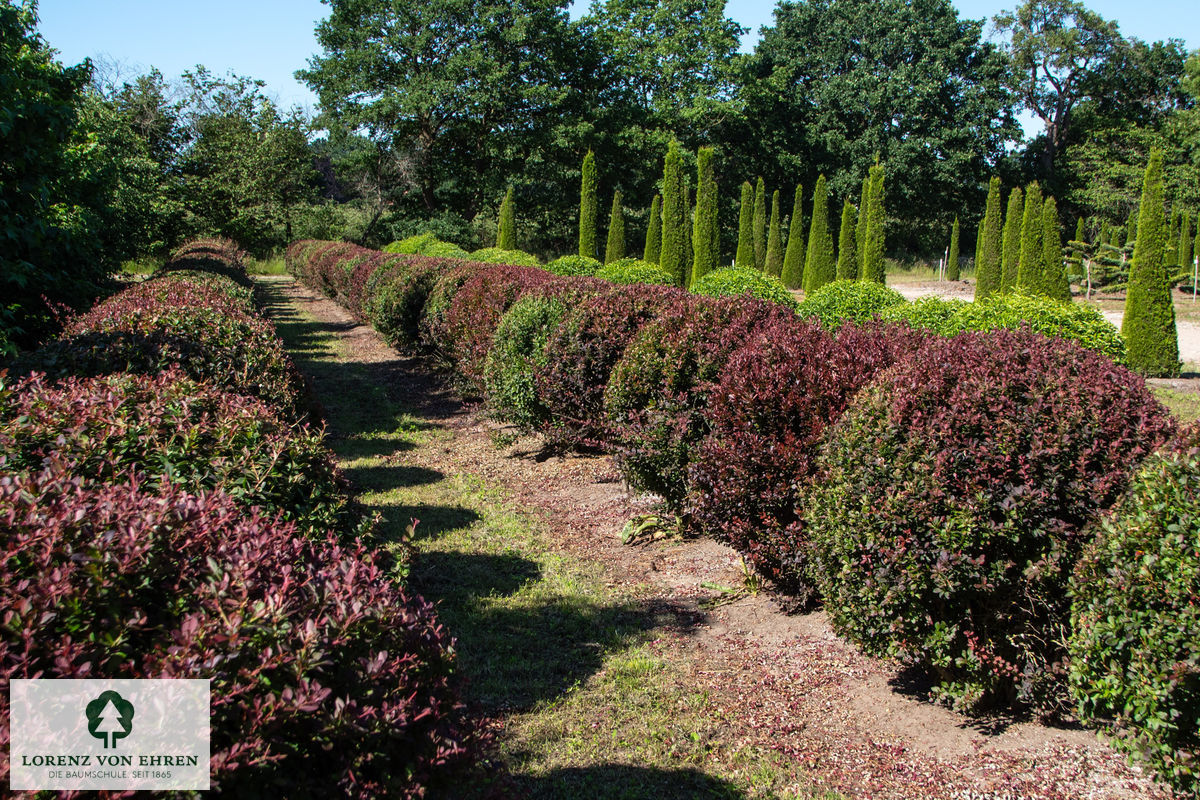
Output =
[{"x1": 272, "y1": 276, "x2": 1168, "y2": 799}]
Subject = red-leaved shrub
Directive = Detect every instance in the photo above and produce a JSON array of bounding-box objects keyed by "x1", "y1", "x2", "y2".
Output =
[
  {"x1": 0, "y1": 467, "x2": 473, "y2": 798},
  {"x1": 805, "y1": 327, "x2": 1176, "y2": 712}
]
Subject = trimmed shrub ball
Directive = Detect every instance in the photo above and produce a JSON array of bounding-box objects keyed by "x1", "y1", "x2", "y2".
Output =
[
  {"x1": 468, "y1": 247, "x2": 542, "y2": 267},
  {"x1": 485, "y1": 293, "x2": 572, "y2": 430},
  {"x1": 795, "y1": 279, "x2": 906, "y2": 330},
  {"x1": 691, "y1": 267, "x2": 800, "y2": 311},
  {"x1": 595, "y1": 259, "x2": 675, "y2": 286},
  {"x1": 805, "y1": 328, "x2": 1175, "y2": 713},
  {"x1": 545, "y1": 254, "x2": 602, "y2": 277},
  {"x1": 1068, "y1": 423, "x2": 1200, "y2": 797},
  {"x1": 687, "y1": 318, "x2": 928, "y2": 601},
  {"x1": 368, "y1": 256, "x2": 452, "y2": 348}
]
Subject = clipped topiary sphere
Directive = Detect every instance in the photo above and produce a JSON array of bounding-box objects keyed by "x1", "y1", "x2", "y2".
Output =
[
  {"x1": 545, "y1": 255, "x2": 602, "y2": 277},
  {"x1": 485, "y1": 293, "x2": 570, "y2": 430},
  {"x1": 806, "y1": 328, "x2": 1175, "y2": 713},
  {"x1": 796, "y1": 279, "x2": 906, "y2": 329},
  {"x1": 878, "y1": 295, "x2": 968, "y2": 331},
  {"x1": 1068, "y1": 424, "x2": 1200, "y2": 797},
  {"x1": 469, "y1": 247, "x2": 542, "y2": 267},
  {"x1": 595, "y1": 258, "x2": 675, "y2": 286},
  {"x1": 958, "y1": 291, "x2": 1126, "y2": 364},
  {"x1": 691, "y1": 267, "x2": 800, "y2": 311}
]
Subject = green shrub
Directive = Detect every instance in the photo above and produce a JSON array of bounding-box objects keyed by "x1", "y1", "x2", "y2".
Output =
[
  {"x1": 796, "y1": 280, "x2": 906, "y2": 329},
  {"x1": 484, "y1": 294, "x2": 570, "y2": 430},
  {"x1": 383, "y1": 233, "x2": 470, "y2": 260},
  {"x1": 691, "y1": 267, "x2": 800, "y2": 311},
  {"x1": 1068, "y1": 424, "x2": 1200, "y2": 797},
  {"x1": 595, "y1": 258, "x2": 675, "y2": 286},
  {"x1": 879, "y1": 295, "x2": 968, "y2": 330},
  {"x1": 469, "y1": 247, "x2": 541, "y2": 267},
  {"x1": 957, "y1": 292, "x2": 1126, "y2": 363},
  {"x1": 545, "y1": 254, "x2": 602, "y2": 277}
]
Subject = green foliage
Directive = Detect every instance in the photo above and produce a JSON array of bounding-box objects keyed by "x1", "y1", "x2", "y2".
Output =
[
  {"x1": 836, "y1": 200, "x2": 858, "y2": 281},
  {"x1": 861, "y1": 162, "x2": 886, "y2": 283},
  {"x1": 765, "y1": 189, "x2": 784, "y2": 277},
  {"x1": 469, "y1": 247, "x2": 541, "y2": 267},
  {"x1": 796, "y1": 280, "x2": 905, "y2": 330},
  {"x1": 855, "y1": 175, "x2": 870, "y2": 274},
  {"x1": 1042, "y1": 196, "x2": 1071, "y2": 301},
  {"x1": 691, "y1": 268, "x2": 800, "y2": 310},
  {"x1": 1123, "y1": 148, "x2": 1180, "y2": 377},
  {"x1": 974, "y1": 177, "x2": 1003, "y2": 300},
  {"x1": 1181, "y1": 210, "x2": 1194, "y2": 270},
  {"x1": 595, "y1": 258, "x2": 675, "y2": 286},
  {"x1": 804, "y1": 175, "x2": 836, "y2": 292},
  {"x1": 383, "y1": 233, "x2": 469, "y2": 259},
  {"x1": 753, "y1": 177, "x2": 768, "y2": 269},
  {"x1": 484, "y1": 294, "x2": 568, "y2": 430},
  {"x1": 692, "y1": 146, "x2": 719, "y2": 286},
  {"x1": 660, "y1": 140, "x2": 687, "y2": 286},
  {"x1": 1069, "y1": 425, "x2": 1200, "y2": 798},
  {"x1": 782, "y1": 183, "x2": 805, "y2": 289},
  {"x1": 1001, "y1": 186, "x2": 1023, "y2": 290},
  {"x1": 644, "y1": 194, "x2": 662, "y2": 263},
  {"x1": 1016, "y1": 182, "x2": 1044, "y2": 292},
  {"x1": 545, "y1": 255, "x2": 602, "y2": 277},
  {"x1": 947, "y1": 216, "x2": 961, "y2": 280},
  {"x1": 884, "y1": 290, "x2": 1126, "y2": 363},
  {"x1": 498, "y1": 186, "x2": 516, "y2": 250},
  {"x1": 580, "y1": 149, "x2": 598, "y2": 259},
  {"x1": 735, "y1": 181, "x2": 755, "y2": 269},
  {"x1": 604, "y1": 189, "x2": 625, "y2": 263}
]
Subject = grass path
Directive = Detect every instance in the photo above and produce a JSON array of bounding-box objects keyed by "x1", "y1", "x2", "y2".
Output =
[{"x1": 260, "y1": 276, "x2": 824, "y2": 800}]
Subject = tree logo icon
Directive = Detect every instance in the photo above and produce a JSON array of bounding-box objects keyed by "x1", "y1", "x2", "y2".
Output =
[{"x1": 86, "y1": 690, "x2": 134, "y2": 749}]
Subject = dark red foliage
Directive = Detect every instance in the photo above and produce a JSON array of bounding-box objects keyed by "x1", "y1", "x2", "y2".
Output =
[
  {"x1": 0, "y1": 467, "x2": 473, "y2": 798},
  {"x1": 686, "y1": 318, "x2": 929, "y2": 600},
  {"x1": 534, "y1": 284, "x2": 687, "y2": 448},
  {"x1": 441, "y1": 265, "x2": 560, "y2": 395},
  {"x1": 419, "y1": 261, "x2": 488, "y2": 363}
]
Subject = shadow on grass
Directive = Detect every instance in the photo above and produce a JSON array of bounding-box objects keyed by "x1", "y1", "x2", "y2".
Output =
[{"x1": 343, "y1": 463, "x2": 444, "y2": 492}]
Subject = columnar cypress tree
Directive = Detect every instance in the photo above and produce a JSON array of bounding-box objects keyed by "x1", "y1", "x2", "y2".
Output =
[
  {"x1": 644, "y1": 194, "x2": 662, "y2": 263},
  {"x1": 660, "y1": 141, "x2": 687, "y2": 286},
  {"x1": 765, "y1": 189, "x2": 783, "y2": 277},
  {"x1": 861, "y1": 163, "x2": 886, "y2": 283},
  {"x1": 836, "y1": 200, "x2": 858, "y2": 280},
  {"x1": 1122, "y1": 148, "x2": 1179, "y2": 376},
  {"x1": 947, "y1": 216, "x2": 960, "y2": 280},
  {"x1": 692, "y1": 146, "x2": 719, "y2": 286},
  {"x1": 753, "y1": 177, "x2": 767, "y2": 270},
  {"x1": 1180, "y1": 211, "x2": 1193, "y2": 272},
  {"x1": 498, "y1": 186, "x2": 516, "y2": 250},
  {"x1": 782, "y1": 184, "x2": 805, "y2": 289},
  {"x1": 855, "y1": 174, "x2": 870, "y2": 277},
  {"x1": 579, "y1": 149, "x2": 597, "y2": 258},
  {"x1": 1042, "y1": 196, "x2": 1070, "y2": 301},
  {"x1": 735, "y1": 181, "x2": 755, "y2": 268},
  {"x1": 1001, "y1": 186, "x2": 1023, "y2": 291},
  {"x1": 804, "y1": 174, "x2": 835, "y2": 292},
  {"x1": 1015, "y1": 181, "x2": 1044, "y2": 292},
  {"x1": 604, "y1": 190, "x2": 625, "y2": 264},
  {"x1": 682, "y1": 187, "x2": 694, "y2": 289},
  {"x1": 1074, "y1": 217, "x2": 1086, "y2": 247},
  {"x1": 974, "y1": 177, "x2": 1002, "y2": 300}
]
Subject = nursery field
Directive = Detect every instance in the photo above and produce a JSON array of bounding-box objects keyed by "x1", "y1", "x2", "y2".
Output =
[{"x1": 263, "y1": 273, "x2": 1174, "y2": 799}]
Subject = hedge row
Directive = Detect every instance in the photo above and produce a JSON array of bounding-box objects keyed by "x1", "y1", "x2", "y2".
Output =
[
  {"x1": 1, "y1": 238, "x2": 472, "y2": 797},
  {"x1": 287, "y1": 239, "x2": 1195, "y2": 794}
]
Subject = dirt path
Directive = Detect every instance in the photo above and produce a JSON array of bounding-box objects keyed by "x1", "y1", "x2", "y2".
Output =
[{"x1": 268, "y1": 276, "x2": 1168, "y2": 800}]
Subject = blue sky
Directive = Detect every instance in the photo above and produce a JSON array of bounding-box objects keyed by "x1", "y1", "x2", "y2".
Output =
[{"x1": 35, "y1": 0, "x2": 1199, "y2": 123}]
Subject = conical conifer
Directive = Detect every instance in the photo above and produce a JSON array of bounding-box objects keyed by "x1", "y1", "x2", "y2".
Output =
[
  {"x1": 692, "y1": 146, "x2": 719, "y2": 286},
  {"x1": 735, "y1": 181, "x2": 755, "y2": 268},
  {"x1": 1074, "y1": 218, "x2": 1086, "y2": 247},
  {"x1": 836, "y1": 200, "x2": 858, "y2": 280},
  {"x1": 660, "y1": 141, "x2": 687, "y2": 286},
  {"x1": 1015, "y1": 182, "x2": 1044, "y2": 292},
  {"x1": 804, "y1": 175, "x2": 836, "y2": 292},
  {"x1": 861, "y1": 163, "x2": 886, "y2": 283},
  {"x1": 974, "y1": 177, "x2": 1003, "y2": 300},
  {"x1": 1042, "y1": 196, "x2": 1070, "y2": 301},
  {"x1": 1001, "y1": 186, "x2": 1023, "y2": 291},
  {"x1": 644, "y1": 194, "x2": 662, "y2": 263},
  {"x1": 855, "y1": 174, "x2": 870, "y2": 277},
  {"x1": 947, "y1": 216, "x2": 960, "y2": 280},
  {"x1": 1122, "y1": 148, "x2": 1179, "y2": 376},
  {"x1": 682, "y1": 187, "x2": 694, "y2": 288},
  {"x1": 498, "y1": 187, "x2": 516, "y2": 250},
  {"x1": 753, "y1": 177, "x2": 767, "y2": 269},
  {"x1": 782, "y1": 184, "x2": 805, "y2": 289},
  {"x1": 579, "y1": 150, "x2": 597, "y2": 258},
  {"x1": 604, "y1": 190, "x2": 625, "y2": 264},
  {"x1": 765, "y1": 189, "x2": 783, "y2": 277}
]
